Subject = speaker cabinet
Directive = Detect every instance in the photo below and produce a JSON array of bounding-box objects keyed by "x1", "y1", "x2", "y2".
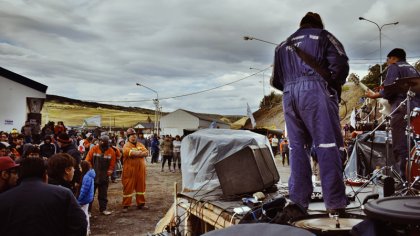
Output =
[{"x1": 215, "y1": 145, "x2": 280, "y2": 196}]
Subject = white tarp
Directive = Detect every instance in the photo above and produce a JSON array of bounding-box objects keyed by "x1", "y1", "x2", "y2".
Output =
[
  {"x1": 180, "y1": 129, "x2": 271, "y2": 191},
  {"x1": 247, "y1": 103, "x2": 256, "y2": 129}
]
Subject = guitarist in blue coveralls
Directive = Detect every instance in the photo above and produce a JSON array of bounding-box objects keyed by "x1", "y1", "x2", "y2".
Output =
[
  {"x1": 271, "y1": 12, "x2": 349, "y2": 214},
  {"x1": 365, "y1": 48, "x2": 420, "y2": 180}
]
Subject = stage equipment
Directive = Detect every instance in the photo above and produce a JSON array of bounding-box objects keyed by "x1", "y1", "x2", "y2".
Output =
[
  {"x1": 344, "y1": 131, "x2": 398, "y2": 178},
  {"x1": 384, "y1": 77, "x2": 420, "y2": 196},
  {"x1": 346, "y1": 86, "x2": 410, "y2": 199},
  {"x1": 347, "y1": 165, "x2": 401, "y2": 201},
  {"x1": 355, "y1": 121, "x2": 386, "y2": 132},
  {"x1": 362, "y1": 98, "x2": 407, "y2": 176},
  {"x1": 410, "y1": 107, "x2": 420, "y2": 136},
  {"x1": 215, "y1": 145, "x2": 280, "y2": 196},
  {"x1": 364, "y1": 196, "x2": 420, "y2": 235},
  {"x1": 180, "y1": 129, "x2": 270, "y2": 192},
  {"x1": 201, "y1": 223, "x2": 314, "y2": 236},
  {"x1": 291, "y1": 213, "x2": 365, "y2": 236},
  {"x1": 407, "y1": 147, "x2": 420, "y2": 183}
]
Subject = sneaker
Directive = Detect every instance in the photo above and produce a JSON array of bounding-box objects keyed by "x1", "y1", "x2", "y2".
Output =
[
  {"x1": 101, "y1": 210, "x2": 112, "y2": 216},
  {"x1": 327, "y1": 208, "x2": 347, "y2": 217},
  {"x1": 122, "y1": 206, "x2": 129, "y2": 213}
]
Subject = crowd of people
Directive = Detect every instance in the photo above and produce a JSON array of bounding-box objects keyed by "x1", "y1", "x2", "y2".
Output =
[{"x1": 0, "y1": 120, "x2": 185, "y2": 235}]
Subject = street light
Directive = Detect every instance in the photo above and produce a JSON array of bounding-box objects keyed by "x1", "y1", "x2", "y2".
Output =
[
  {"x1": 136, "y1": 83, "x2": 160, "y2": 135},
  {"x1": 250, "y1": 67, "x2": 267, "y2": 105},
  {"x1": 243, "y1": 36, "x2": 278, "y2": 46},
  {"x1": 358, "y1": 17, "x2": 399, "y2": 84}
]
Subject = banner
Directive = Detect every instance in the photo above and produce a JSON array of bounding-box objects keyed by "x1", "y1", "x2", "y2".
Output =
[
  {"x1": 350, "y1": 108, "x2": 356, "y2": 129},
  {"x1": 83, "y1": 115, "x2": 101, "y2": 127},
  {"x1": 209, "y1": 121, "x2": 217, "y2": 128},
  {"x1": 247, "y1": 103, "x2": 256, "y2": 129}
]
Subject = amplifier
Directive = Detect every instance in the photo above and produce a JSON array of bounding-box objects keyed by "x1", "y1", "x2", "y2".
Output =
[{"x1": 215, "y1": 145, "x2": 280, "y2": 196}]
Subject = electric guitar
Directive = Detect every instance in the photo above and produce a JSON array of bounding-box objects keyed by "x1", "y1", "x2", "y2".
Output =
[{"x1": 349, "y1": 75, "x2": 391, "y2": 116}]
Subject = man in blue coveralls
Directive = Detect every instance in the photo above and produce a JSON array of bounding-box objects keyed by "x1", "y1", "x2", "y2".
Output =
[
  {"x1": 271, "y1": 12, "x2": 349, "y2": 214},
  {"x1": 366, "y1": 48, "x2": 420, "y2": 180}
]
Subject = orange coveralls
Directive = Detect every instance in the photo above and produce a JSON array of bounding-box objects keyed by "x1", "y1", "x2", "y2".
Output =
[{"x1": 122, "y1": 141, "x2": 148, "y2": 207}]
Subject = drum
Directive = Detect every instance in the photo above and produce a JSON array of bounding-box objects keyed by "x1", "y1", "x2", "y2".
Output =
[
  {"x1": 410, "y1": 107, "x2": 420, "y2": 135},
  {"x1": 291, "y1": 214, "x2": 365, "y2": 236},
  {"x1": 364, "y1": 196, "x2": 420, "y2": 234},
  {"x1": 407, "y1": 147, "x2": 420, "y2": 183}
]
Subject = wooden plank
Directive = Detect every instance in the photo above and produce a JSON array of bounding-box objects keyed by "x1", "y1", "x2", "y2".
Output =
[{"x1": 178, "y1": 200, "x2": 240, "y2": 231}]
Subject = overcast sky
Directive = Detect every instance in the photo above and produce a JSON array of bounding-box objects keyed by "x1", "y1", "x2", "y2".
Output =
[{"x1": 1, "y1": 0, "x2": 419, "y2": 115}]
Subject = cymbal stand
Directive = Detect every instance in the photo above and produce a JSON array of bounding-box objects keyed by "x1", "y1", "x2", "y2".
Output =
[
  {"x1": 363, "y1": 97, "x2": 407, "y2": 174},
  {"x1": 395, "y1": 88, "x2": 420, "y2": 196},
  {"x1": 348, "y1": 100, "x2": 407, "y2": 200},
  {"x1": 348, "y1": 165, "x2": 403, "y2": 201}
]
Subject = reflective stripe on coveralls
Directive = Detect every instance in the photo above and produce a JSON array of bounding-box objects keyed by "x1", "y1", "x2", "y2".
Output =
[{"x1": 123, "y1": 192, "x2": 145, "y2": 197}]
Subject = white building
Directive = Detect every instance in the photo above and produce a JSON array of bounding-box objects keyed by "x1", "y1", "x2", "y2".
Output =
[
  {"x1": 160, "y1": 109, "x2": 230, "y2": 136},
  {"x1": 0, "y1": 67, "x2": 48, "y2": 132}
]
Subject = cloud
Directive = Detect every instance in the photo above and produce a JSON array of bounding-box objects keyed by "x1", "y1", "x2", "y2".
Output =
[{"x1": 1, "y1": 0, "x2": 419, "y2": 115}]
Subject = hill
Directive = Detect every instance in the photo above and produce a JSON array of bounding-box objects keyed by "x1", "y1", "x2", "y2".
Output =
[
  {"x1": 42, "y1": 95, "x2": 245, "y2": 128},
  {"x1": 42, "y1": 83, "x2": 364, "y2": 130}
]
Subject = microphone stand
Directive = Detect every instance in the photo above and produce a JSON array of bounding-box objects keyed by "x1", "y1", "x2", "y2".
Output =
[{"x1": 360, "y1": 97, "x2": 407, "y2": 180}]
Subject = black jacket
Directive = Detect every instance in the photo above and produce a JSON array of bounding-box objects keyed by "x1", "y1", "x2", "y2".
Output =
[
  {"x1": 0, "y1": 177, "x2": 87, "y2": 236},
  {"x1": 60, "y1": 144, "x2": 82, "y2": 185}
]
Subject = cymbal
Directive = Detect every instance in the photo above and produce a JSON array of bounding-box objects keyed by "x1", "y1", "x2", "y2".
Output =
[{"x1": 384, "y1": 77, "x2": 420, "y2": 94}]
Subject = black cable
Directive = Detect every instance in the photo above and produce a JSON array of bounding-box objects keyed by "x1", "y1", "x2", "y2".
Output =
[
  {"x1": 213, "y1": 207, "x2": 230, "y2": 229},
  {"x1": 343, "y1": 170, "x2": 363, "y2": 209}
]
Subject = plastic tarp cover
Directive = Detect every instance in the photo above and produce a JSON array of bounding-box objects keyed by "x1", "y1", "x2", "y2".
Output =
[
  {"x1": 180, "y1": 129, "x2": 271, "y2": 191},
  {"x1": 344, "y1": 131, "x2": 396, "y2": 179}
]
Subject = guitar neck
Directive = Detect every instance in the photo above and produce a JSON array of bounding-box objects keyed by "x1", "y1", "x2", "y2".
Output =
[{"x1": 358, "y1": 82, "x2": 372, "y2": 92}]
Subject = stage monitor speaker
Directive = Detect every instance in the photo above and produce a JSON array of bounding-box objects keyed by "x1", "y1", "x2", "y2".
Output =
[{"x1": 215, "y1": 145, "x2": 280, "y2": 196}]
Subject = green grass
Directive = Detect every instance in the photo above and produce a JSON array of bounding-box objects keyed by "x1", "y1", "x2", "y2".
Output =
[{"x1": 42, "y1": 102, "x2": 153, "y2": 128}]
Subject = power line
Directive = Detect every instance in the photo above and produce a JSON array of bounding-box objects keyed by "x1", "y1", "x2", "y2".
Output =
[
  {"x1": 85, "y1": 55, "x2": 420, "y2": 104},
  {"x1": 87, "y1": 65, "x2": 273, "y2": 103}
]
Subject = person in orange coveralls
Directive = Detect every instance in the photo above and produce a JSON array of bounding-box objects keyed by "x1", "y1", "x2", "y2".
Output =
[{"x1": 122, "y1": 128, "x2": 149, "y2": 212}]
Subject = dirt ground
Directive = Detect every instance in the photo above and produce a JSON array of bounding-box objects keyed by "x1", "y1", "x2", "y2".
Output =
[
  {"x1": 89, "y1": 155, "x2": 289, "y2": 236},
  {"x1": 89, "y1": 156, "x2": 183, "y2": 236}
]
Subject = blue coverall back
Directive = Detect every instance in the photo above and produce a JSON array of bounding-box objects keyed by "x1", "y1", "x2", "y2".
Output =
[{"x1": 272, "y1": 27, "x2": 349, "y2": 210}]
